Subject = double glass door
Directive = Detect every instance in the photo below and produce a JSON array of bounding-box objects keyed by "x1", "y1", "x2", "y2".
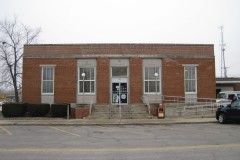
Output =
[{"x1": 112, "y1": 82, "x2": 128, "y2": 104}]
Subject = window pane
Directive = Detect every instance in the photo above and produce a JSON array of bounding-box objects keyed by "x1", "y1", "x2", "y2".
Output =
[
  {"x1": 156, "y1": 81, "x2": 160, "y2": 92},
  {"x1": 43, "y1": 68, "x2": 53, "y2": 80},
  {"x1": 79, "y1": 67, "x2": 95, "y2": 94},
  {"x1": 188, "y1": 68, "x2": 192, "y2": 79},
  {"x1": 91, "y1": 81, "x2": 95, "y2": 92},
  {"x1": 90, "y1": 68, "x2": 94, "y2": 80},
  {"x1": 43, "y1": 81, "x2": 53, "y2": 93},
  {"x1": 49, "y1": 81, "x2": 53, "y2": 93},
  {"x1": 79, "y1": 81, "x2": 91, "y2": 93},
  {"x1": 144, "y1": 67, "x2": 160, "y2": 93},
  {"x1": 79, "y1": 68, "x2": 85, "y2": 80},
  {"x1": 43, "y1": 68, "x2": 51, "y2": 80},
  {"x1": 147, "y1": 81, "x2": 159, "y2": 92},
  {"x1": 48, "y1": 68, "x2": 53, "y2": 80},
  {"x1": 43, "y1": 68, "x2": 47, "y2": 80},
  {"x1": 84, "y1": 81, "x2": 90, "y2": 92},
  {"x1": 185, "y1": 80, "x2": 189, "y2": 92},
  {"x1": 191, "y1": 80, "x2": 196, "y2": 92},
  {"x1": 184, "y1": 68, "x2": 188, "y2": 79},
  {"x1": 185, "y1": 67, "x2": 196, "y2": 80},
  {"x1": 154, "y1": 68, "x2": 159, "y2": 80},
  {"x1": 146, "y1": 67, "x2": 159, "y2": 80},
  {"x1": 112, "y1": 67, "x2": 127, "y2": 77},
  {"x1": 148, "y1": 68, "x2": 155, "y2": 80},
  {"x1": 145, "y1": 68, "x2": 149, "y2": 80},
  {"x1": 145, "y1": 81, "x2": 148, "y2": 92},
  {"x1": 43, "y1": 81, "x2": 47, "y2": 93},
  {"x1": 79, "y1": 81, "x2": 83, "y2": 93},
  {"x1": 191, "y1": 68, "x2": 195, "y2": 79},
  {"x1": 42, "y1": 67, "x2": 54, "y2": 94},
  {"x1": 85, "y1": 68, "x2": 91, "y2": 80},
  {"x1": 79, "y1": 68, "x2": 95, "y2": 80},
  {"x1": 149, "y1": 81, "x2": 155, "y2": 92},
  {"x1": 185, "y1": 66, "x2": 196, "y2": 93}
]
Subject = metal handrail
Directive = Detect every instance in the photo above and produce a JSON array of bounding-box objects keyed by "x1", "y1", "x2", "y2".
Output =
[
  {"x1": 67, "y1": 104, "x2": 70, "y2": 119},
  {"x1": 141, "y1": 95, "x2": 151, "y2": 115},
  {"x1": 142, "y1": 95, "x2": 218, "y2": 117},
  {"x1": 177, "y1": 103, "x2": 218, "y2": 116},
  {"x1": 89, "y1": 97, "x2": 93, "y2": 118}
]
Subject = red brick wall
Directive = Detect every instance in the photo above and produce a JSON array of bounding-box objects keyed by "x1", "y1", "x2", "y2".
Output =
[
  {"x1": 71, "y1": 108, "x2": 89, "y2": 119},
  {"x1": 24, "y1": 44, "x2": 214, "y2": 56},
  {"x1": 22, "y1": 58, "x2": 41, "y2": 103},
  {"x1": 162, "y1": 58, "x2": 216, "y2": 99},
  {"x1": 23, "y1": 44, "x2": 215, "y2": 104},
  {"x1": 234, "y1": 84, "x2": 240, "y2": 90},
  {"x1": 130, "y1": 58, "x2": 143, "y2": 103},
  {"x1": 54, "y1": 59, "x2": 76, "y2": 103},
  {"x1": 197, "y1": 58, "x2": 216, "y2": 99},
  {"x1": 162, "y1": 58, "x2": 185, "y2": 97},
  {"x1": 97, "y1": 58, "x2": 110, "y2": 104},
  {"x1": 22, "y1": 58, "x2": 77, "y2": 103}
]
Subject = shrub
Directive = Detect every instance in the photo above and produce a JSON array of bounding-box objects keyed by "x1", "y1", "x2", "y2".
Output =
[
  {"x1": 2, "y1": 103, "x2": 27, "y2": 117},
  {"x1": 27, "y1": 103, "x2": 50, "y2": 117},
  {"x1": 51, "y1": 104, "x2": 71, "y2": 117}
]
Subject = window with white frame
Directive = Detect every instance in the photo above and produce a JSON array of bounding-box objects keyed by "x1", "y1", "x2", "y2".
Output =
[
  {"x1": 42, "y1": 66, "x2": 54, "y2": 94},
  {"x1": 112, "y1": 67, "x2": 128, "y2": 77},
  {"x1": 184, "y1": 66, "x2": 197, "y2": 93},
  {"x1": 78, "y1": 68, "x2": 95, "y2": 94},
  {"x1": 144, "y1": 67, "x2": 160, "y2": 93}
]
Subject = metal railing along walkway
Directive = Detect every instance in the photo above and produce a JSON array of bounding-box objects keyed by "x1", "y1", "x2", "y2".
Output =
[{"x1": 141, "y1": 95, "x2": 219, "y2": 117}]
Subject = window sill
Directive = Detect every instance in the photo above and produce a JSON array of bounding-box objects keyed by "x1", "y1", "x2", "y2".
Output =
[
  {"x1": 144, "y1": 93, "x2": 161, "y2": 95},
  {"x1": 78, "y1": 93, "x2": 95, "y2": 96},
  {"x1": 41, "y1": 94, "x2": 54, "y2": 96}
]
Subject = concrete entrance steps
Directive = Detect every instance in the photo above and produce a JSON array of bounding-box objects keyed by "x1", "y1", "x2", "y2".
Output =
[{"x1": 90, "y1": 104, "x2": 152, "y2": 119}]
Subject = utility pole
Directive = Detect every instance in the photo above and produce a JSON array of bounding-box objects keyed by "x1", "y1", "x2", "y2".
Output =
[{"x1": 219, "y1": 26, "x2": 227, "y2": 78}]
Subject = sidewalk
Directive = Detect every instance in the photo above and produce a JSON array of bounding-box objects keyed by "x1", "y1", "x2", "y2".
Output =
[{"x1": 0, "y1": 117, "x2": 217, "y2": 125}]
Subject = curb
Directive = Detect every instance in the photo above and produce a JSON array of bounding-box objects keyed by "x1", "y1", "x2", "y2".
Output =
[{"x1": 0, "y1": 118, "x2": 217, "y2": 126}]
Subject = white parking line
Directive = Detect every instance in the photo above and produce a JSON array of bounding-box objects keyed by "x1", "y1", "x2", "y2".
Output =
[
  {"x1": 49, "y1": 126, "x2": 81, "y2": 137},
  {"x1": 158, "y1": 125, "x2": 219, "y2": 133},
  {"x1": 0, "y1": 126, "x2": 12, "y2": 135},
  {"x1": 0, "y1": 143, "x2": 240, "y2": 152},
  {"x1": 98, "y1": 126, "x2": 154, "y2": 136}
]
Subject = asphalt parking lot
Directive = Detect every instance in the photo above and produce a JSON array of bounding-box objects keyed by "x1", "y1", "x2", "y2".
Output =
[{"x1": 0, "y1": 123, "x2": 240, "y2": 160}]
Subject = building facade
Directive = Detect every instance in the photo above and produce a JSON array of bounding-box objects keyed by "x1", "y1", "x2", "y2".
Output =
[
  {"x1": 216, "y1": 77, "x2": 240, "y2": 96},
  {"x1": 22, "y1": 44, "x2": 216, "y2": 105}
]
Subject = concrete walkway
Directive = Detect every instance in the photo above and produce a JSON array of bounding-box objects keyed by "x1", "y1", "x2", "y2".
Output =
[{"x1": 0, "y1": 117, "x2": 217, "y2": 125}]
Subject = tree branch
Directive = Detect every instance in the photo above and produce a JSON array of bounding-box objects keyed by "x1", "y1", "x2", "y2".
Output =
[{"x1": 0, "y1": 17, "x2": 41, "y2": 102}]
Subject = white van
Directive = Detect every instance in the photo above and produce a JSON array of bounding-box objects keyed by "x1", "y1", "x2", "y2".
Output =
[{"x1": 217, "y1": 91, "x2": 240, "y2": 103}]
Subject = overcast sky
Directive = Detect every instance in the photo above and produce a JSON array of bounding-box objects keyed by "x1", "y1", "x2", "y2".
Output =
[{"x1": 0, "y1": 0, "x2": 239, "y2": 77}]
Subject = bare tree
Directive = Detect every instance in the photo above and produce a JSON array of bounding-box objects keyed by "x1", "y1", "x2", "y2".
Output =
[{"x1": 0, "y1": 17, "x2": 41, "y2": 102}]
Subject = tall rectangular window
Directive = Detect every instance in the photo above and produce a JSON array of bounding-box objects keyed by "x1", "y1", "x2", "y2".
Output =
[
  {"x1": 79, "y1": 68, "x2": 95, "y2": 94},
  {"x1": 42, "y1": 67, "x2": 54, "y2": 94},
  {"x1": 184, "y1": 66, "x2": 197, "y2": 93},
  {"x1": 144, "y1": 67, "x2": 160, "y2": 94}
]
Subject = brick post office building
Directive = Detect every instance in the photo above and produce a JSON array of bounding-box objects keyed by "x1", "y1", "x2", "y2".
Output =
[{"x1": 22, "y1": 44, "x2": 216, "y2": 106}]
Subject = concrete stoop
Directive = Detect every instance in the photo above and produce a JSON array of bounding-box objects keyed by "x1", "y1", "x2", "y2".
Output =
[{"x1": 89, "y1": 104, "x2": 152, "y2": 119}]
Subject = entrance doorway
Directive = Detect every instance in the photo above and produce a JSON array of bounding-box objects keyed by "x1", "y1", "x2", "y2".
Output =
[{"x1": 112, "y1": 79, "x2": 128, "y2": 104}]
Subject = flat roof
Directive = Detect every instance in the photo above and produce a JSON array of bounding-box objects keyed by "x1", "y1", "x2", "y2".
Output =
[
  {"x1": 25, "y1": 43, "x2": 214, "y2": 46},
  {"x1": 24, "y1": 43, "x2": 214, "y2": 59},
  {"x1": 216, "y1": 77, "x2": 240, "y2": 84}
]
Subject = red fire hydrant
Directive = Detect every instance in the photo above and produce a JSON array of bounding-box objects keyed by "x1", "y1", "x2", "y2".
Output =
[{"x1": 158, "y1": 103, "x2": 165, "y2": 118}]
